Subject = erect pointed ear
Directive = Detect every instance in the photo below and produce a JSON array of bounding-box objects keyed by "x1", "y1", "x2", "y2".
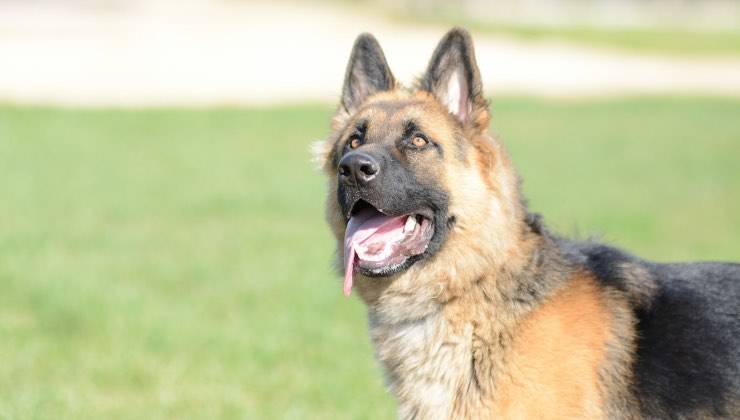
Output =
[
  {"x1": 420, "y1": 28, "x2": 489, "y2": 129},
  {"x1": 340, "y1": 33, "x2": 396, "y2": 115}
]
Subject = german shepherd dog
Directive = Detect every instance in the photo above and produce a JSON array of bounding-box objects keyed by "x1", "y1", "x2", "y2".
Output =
[{"x1": 314, "y1": 28, "x2": 740, "y2": 419}]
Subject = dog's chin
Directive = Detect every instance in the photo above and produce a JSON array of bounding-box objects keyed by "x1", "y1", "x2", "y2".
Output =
[{"x1": 357, "y1": 254, "x2": 421, "y2": 278}]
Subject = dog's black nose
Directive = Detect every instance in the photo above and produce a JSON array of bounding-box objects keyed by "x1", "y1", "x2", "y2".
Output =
[{"x1": 338, "y1": 152, "x2": 379, "y2": 186}]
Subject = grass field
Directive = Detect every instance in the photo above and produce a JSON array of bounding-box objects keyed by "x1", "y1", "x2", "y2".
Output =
[
  {"x1": 471, "y1": 24, "x2": 740, "y2": 56},
  {"x1": 383, "y1": 7, "x2": 740, "y2": 56},
  {"x1": 407, "y1": 18, "x2": 740, "y2": 56},
  {"x1": 1, "y1": 97, "x2": 739, "y2": 419}
]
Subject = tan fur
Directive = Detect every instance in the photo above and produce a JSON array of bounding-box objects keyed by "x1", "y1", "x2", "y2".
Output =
[{"x1": 489, "y1": 274, "x2": 610, "y2": 419}]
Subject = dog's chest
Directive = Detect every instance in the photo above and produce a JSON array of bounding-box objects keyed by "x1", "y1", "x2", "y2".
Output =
[{"x1": 368, "y1": 312, "x2": 474, "y2": 419}]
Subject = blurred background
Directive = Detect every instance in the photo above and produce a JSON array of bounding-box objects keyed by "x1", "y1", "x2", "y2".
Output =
[{"x1": 1, "y1": 0, "x2": 739, "y2": 418}]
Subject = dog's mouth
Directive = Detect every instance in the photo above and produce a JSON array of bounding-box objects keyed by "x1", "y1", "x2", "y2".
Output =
[{"x1": 342, "y1": 200, "x2": 435, "y2": 296}]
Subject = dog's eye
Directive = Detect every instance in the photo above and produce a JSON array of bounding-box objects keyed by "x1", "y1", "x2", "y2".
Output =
[
  {"x1": 411, "y1": 136, "x2": 429, "y2": 148},
  {"x1": 349, "y1": 137, "x2": 362, "y2": 149}
]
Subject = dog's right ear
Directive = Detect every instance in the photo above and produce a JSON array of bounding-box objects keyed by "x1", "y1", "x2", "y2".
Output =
[{"x1": 340, "y1": 34, "x2": 396, "y2": 115}]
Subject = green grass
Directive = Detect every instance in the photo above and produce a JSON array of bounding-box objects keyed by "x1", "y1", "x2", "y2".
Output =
[
  {"x1": 477, "y1": 24, "x2": 740, "y2": 56},
  {"x1": 395, "y1": 14, "x2": 740, "y2": 56},
  {"x1": 0, "y1": 97, "x2": 739, "y2": 419}
]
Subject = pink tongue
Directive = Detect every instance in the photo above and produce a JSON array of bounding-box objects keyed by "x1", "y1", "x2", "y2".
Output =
[{"x1": 343, "y1": 209, "x2": 406, "y2": 297}]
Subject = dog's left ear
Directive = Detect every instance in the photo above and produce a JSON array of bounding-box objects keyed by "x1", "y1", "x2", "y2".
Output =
[{"x1": 420, "y1": 28, "x2": 489, "y2": 129}]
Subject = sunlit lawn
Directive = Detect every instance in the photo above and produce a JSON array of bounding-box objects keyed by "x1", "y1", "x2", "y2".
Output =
[
  {"x1": 391, "y1": 12, "x2": 740, "y2": 56},
  {"x1": 0, "y1": 97, "x2": 738, "y2": 419}
]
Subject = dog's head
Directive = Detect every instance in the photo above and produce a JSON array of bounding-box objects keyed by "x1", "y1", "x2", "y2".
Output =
[{"x1": 315, "y1": 28, "x2": 528, "y2": 307}]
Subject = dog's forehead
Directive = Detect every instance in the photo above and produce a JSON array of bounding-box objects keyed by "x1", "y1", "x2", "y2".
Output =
[{"x1": 353, "y1": 96, "x2": 451, "y2": 140}]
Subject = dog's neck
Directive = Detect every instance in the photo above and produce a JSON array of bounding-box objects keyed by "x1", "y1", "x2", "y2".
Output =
[{"x1": 356, "y1": 217, "x2": 567, "y2": 419}]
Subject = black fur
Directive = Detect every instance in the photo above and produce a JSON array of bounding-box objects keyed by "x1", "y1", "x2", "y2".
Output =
[{"x1": 635, "y1": 262, "x2": 740, "y2": 417}]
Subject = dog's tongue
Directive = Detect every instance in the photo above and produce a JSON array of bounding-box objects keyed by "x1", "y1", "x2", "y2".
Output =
[{"x1": 343, "y1": 209, "x2": 407, "y2": 297}]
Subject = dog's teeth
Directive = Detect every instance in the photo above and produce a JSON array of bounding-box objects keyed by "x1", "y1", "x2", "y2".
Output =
[{"x1": 404, "y1": 216, "x2": 417, "y2": 232}]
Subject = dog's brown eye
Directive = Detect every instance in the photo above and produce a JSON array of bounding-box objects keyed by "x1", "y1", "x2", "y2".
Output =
[
  {"x1": 411, "y1": 136, "x2": 428, "y2": 148},
  {"x1": 350, "y1": 138, "x2": 362, "y2": 149}
]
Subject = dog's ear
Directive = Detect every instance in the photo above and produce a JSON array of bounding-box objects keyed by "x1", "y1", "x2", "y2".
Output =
[
  {"x1": 420, "y1": 28, "x2": 489, "y2": 129},
  {"x1": 340, "y1": 33, "x2": 396, "y2": 115}
]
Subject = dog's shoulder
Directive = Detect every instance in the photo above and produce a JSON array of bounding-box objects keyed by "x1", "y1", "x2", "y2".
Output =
[{"x1": 559, "y1": 238, "x2": 740, "y2": 417}]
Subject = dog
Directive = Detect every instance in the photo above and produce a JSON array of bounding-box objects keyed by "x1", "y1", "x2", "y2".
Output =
[{"x1": 314, "y1": 28, "x2": 740, "y2": 419}]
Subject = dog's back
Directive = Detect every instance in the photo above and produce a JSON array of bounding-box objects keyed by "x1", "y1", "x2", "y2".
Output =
[
  {"x1": 637, "y1": 261, "x2": 740, "y2": 417},
  {"x1": 569, "y1": 240, "x2": 740, "y2": 417}
]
